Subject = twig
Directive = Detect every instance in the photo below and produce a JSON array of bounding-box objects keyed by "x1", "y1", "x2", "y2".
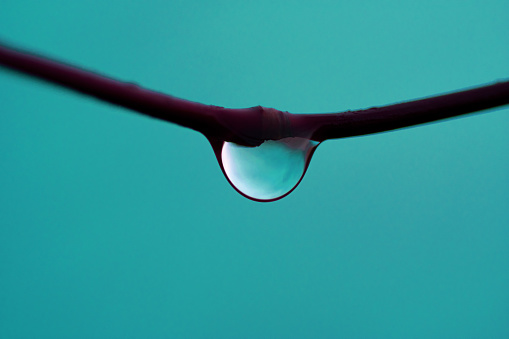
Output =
[{"x1": 1, "y1": 43, "x2": 508, "y2": 146}]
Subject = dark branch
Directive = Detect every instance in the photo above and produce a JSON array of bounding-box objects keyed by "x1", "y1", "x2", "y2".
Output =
[
  {"x1": 0, "y1": 43, "x2": 248, "y2": 143},
  {"x1": 294, "y1": 81, "x2": 509, "y2": 141},
  {"x1": 1, "y1": 43, "x2": 508, "y2": 146}
]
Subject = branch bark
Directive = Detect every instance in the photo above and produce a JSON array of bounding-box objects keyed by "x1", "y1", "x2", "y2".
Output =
[
  {"x1": 294, "y1": 81, "x2": 509, "y2": 141},
  {"x1": 1, "y1": 43, "x2": 508, "y2": 146}
]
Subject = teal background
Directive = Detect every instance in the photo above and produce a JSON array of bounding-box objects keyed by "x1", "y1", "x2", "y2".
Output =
[{"x1": 1, "y1": 1, "x2": 508, "y2": 338}]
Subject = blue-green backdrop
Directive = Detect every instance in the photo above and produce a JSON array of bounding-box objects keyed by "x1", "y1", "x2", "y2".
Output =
[{"x1": 1, "y1": 1, "x2": 508, "y2": 338}]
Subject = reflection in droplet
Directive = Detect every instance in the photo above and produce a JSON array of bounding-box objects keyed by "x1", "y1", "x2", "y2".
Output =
[{"x1": 220, "y1": 137, "x2": 319, "y2": 202}]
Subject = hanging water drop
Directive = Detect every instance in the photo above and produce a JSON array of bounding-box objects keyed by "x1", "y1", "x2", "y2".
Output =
[{"x1": 219, "y1": 137, "x2": 320, "y2": 202}]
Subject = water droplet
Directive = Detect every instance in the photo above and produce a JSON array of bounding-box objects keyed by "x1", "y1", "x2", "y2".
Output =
[{"x1": 219, "y1": 137, "x2": 320, "y2": 202}]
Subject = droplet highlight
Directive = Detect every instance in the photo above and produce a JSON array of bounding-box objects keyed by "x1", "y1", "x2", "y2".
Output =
[{"x1": 220, "y1": 137, "x2": 319, "y2": 202}]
